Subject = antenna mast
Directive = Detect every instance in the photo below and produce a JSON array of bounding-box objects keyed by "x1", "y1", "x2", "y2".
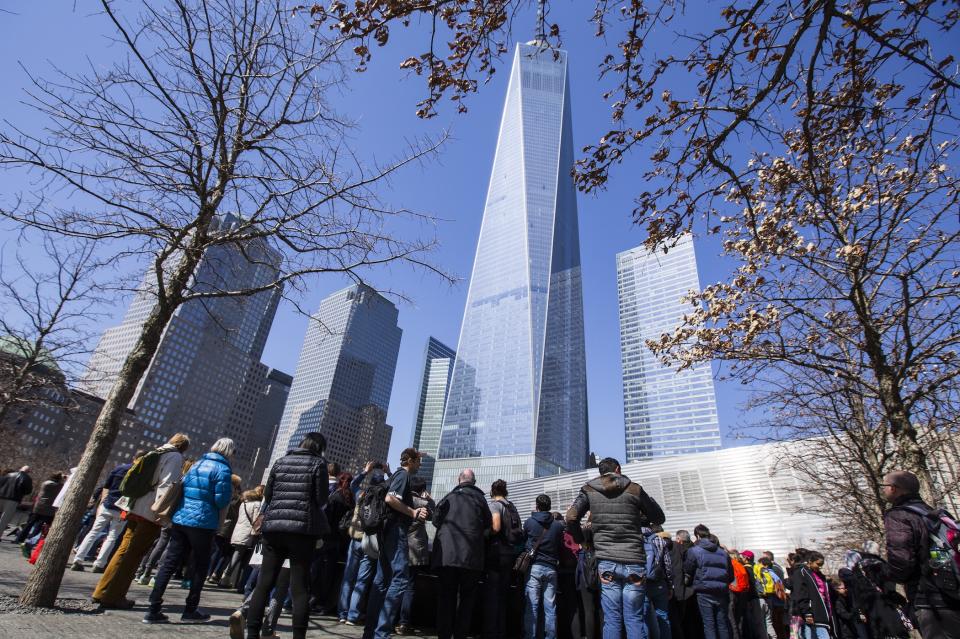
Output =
[{"x1": 535, "y1": 0, "x2": 546, "y2": 44}]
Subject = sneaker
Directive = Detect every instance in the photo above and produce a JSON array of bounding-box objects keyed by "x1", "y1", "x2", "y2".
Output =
[
  {"x1": 148, "y1": 577, "x2": 156, "y2": 587},
  {"x1": 395, "y1": 625, "x2": 412, "y2": 635},
  {"x1": 338, "y1": 618, "x2": 347, "y2": 624},
  {"x1": 228, "y1": 610, "x2": 245, "y2": 639},
  {"x1": 70, "y1": 562, "x2": 85, "y2": 572},
  {"x1": 261, "y1": 629, "x2": 279, "y2": 639},
  {"x1": 344, "y1": 620, "x2": 358, "y2": 626},
  {"x1": 92, "y1": 566, "x2": 105, "y2": 574},
  {"x1": 137, "y1": 573, "x2": 151, "y2": 586},
  {"x1": 180, "y1": 609, "x2": 211, "y2": 623},
  {"x1": 179, "y1": 579, "x2": 191, "y2": 589},
  {"x1": 142, "y1": 611, "x2": 169, "y2": 624}
]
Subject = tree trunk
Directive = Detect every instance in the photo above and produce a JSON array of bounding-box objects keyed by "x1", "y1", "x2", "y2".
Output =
[{"x1": 18, "y1": 242, "x2": 207, "y2": 607}]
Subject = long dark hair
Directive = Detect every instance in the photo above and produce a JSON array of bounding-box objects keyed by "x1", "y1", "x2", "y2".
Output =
[{"x1": 336, "y1": 472, "x2": 354, "y2": 507}]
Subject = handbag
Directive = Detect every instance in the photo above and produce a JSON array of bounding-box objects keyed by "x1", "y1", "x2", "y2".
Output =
[{"x1": 513, "y1": 523, "x2": 548, "y2": 575}]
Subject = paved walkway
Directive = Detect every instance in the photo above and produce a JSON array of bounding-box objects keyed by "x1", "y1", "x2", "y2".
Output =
[{"x1": 0, "y1": 541, "x2": 407, "y2": 639}]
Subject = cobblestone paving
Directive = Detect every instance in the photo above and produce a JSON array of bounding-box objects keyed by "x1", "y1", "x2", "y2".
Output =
[{"x1": 0, "y1": 541, "x2": 404, "y2": 639}]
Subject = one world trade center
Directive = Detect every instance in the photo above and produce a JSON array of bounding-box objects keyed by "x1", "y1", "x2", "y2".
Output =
[{"x1": 431, "y1": 40, "x2": 589, "y2": 495}]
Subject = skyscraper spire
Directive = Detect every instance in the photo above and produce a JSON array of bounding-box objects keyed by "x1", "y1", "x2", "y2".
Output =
[{"x1": 532, "y1": 0, "x2": 547, "y2": 46}]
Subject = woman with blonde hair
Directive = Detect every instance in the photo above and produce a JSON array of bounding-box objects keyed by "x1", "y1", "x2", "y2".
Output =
[
  {"x1": 143, "y1": 437, "x2": 234, "y2": 624},
  {"x1": 221, "y1": 485, "x2": 266, "y2": 591}
]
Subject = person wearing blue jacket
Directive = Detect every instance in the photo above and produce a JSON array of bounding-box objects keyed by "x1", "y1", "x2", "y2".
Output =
[
  {"x1": 684, "y1": 524, "x2": 734, "y2": 639},
  {"x1": 143, "y1": 437, "x2": 235, "y2": 625}
]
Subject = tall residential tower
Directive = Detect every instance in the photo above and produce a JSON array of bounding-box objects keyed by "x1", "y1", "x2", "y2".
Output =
[
  {"x1": 268, "y1": 284, "x2": 401, "y2": 472},
  {"x1": 617, "y1": 234, "x2": 722, "y2": 461},
  {"x1": 434, "y1": 41, "x2": 589, "y2": 495}
]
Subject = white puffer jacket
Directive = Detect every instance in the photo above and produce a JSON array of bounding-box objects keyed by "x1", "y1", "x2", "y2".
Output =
[{"x1": 230, "y1": 500, "x2": 262, "y2": 546}]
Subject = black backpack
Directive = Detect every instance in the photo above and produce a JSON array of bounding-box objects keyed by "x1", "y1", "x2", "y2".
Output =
[
  {"x1": 358, "y1": 482, "x2": 390, "y2": 534},
  {"x1": 580, "y1": 547, "x2": 599, "y2": 591},
  {"x1": 902, "y1": 503, "x2": 960, "y2": 601},
  {"x1": 500, "y1": 499, "x2": 525, "y2": 548}
]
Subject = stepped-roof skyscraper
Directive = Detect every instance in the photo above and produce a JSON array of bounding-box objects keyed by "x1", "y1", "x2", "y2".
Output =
[
  {"x1": 410, "y1": 337, "x2": 456, "y2": 491},
  {"x1": 268, "y1": 284, "x2": 401, "y2": 473},
  {"x1": 617, "y1": 234, "x2": 722, "y2": 461},
  {"x1": 433, "y1": 41, "x2": 589, "y2": 495}
]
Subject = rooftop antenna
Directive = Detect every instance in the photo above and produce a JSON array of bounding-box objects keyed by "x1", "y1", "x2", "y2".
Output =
[{"x1": 533, "y1": 0, "x2": 547, "y2": 46}]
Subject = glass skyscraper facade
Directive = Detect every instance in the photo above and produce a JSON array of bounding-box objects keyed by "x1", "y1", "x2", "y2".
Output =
[
  {"x1": 83, "y1": 214, "x2": 283, "y2": 479},
  {"x1": 434, "y1": 41, "x2": 589, "y2": 496},
  {"x1": 269, "y1": 284, "x2": 401, "y2": 472},
  {"x1": 617, "y1": 234, "x2": 722, "y2": 461},
  {"x1": 410, "y1": 337, "x2": 455, "y2": 491}
]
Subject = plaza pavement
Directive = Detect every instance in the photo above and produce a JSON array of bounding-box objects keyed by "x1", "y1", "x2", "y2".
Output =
[{"x1": 0, "y1": 541, "x2": 421, "y2": 639}]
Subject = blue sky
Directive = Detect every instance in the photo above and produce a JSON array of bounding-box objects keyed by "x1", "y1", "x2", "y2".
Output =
[{"x1": 0, "y1": 2, "x2": 758, "y2": 466}]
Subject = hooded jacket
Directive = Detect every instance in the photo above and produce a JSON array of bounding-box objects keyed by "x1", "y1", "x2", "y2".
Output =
[
  {"x1": 524, "y1": 511, "x2": 566, "y2": 568},
  {"x1": 684, "y1": 537, "x2": 734, "y2": 596},
  {"x1": 172, "y1": 452, "x2": 233, "y2": 530},
  {"x1": 884, "y1": 494, "x2": 960, "y2": 609},
  {"x1": 119, "y1": 443, "x2": 184, "y2": 524},
  {"x1": 261, "y1": 448, "x2": 329, "y2": 537},
  {"x1": 565, "y1": 472, "x2": 665, "y2": 565},
  {"x1": 433, "y1": 482, "x2": 491, "y2": 571},
  {"x1": 0, "y1": 470, "x2": 33, "y2": 502}
]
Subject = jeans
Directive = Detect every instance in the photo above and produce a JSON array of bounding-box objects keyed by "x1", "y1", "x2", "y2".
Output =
[
  {"x1": 72, "y1": 506, "x2": 125, "y2": 569},
  {"x1": 644, "y1": 579, "x2": 672, "y2": 639},
  {"x1": 363, "y1": 522, "x2": 410, "y2": 639},
  {"x1": 525, "y1": 563, "x2": 558, "y2": 639},
  {"x1": 399, "y1": 565, "x2": 423, "y2": 627},
  {"x1": 437, "y1": 567, "x2": 482, "y2": 639},
  {"x1": 147, "y1": 524, "x2": 215, "y2": 613},
  {"x1": 797, "y1": 626, "x2": 830, "y2": 639},
  {"x1": 696, "y1": 593, "x2": 732, "y2": 639},
  {"x1": 339, "y1": 538, "x2": 375, "y2": 622},
  {"x1": 598, "y1": 560, "x2": 647, "y2": 639},
  {"x1": 245, "y1": 532, "x2": 316, "y2": 639},
  {"x1": 16, "y1": 512, "x2": 53, "y2": 543}
]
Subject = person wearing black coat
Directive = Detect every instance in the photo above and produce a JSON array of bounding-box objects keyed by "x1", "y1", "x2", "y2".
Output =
[
  {"x1": 0, "y1": 466, "x2": 33, "y2": 538},
  {"x1": 243, "y1": 432, "x2": 329, "y2": 639},
  {"x1": 789, "y1": 552, "x2": 835, "y2": 639},
  {"x1": 670, "y1": 530, "x2": 705, "y2": 639},
  {"x1": 832, "y1": 577, "x2": 861, "y2": 639},
  {"x1": 881, "y1": 470, "x2": 960, "y2": 639},
  {"x1": 433, "y1": 468, "x2": 493, "y2": 639},
  {"x1": 851, "y1": 550, "x2": 910, "y2": 639}
]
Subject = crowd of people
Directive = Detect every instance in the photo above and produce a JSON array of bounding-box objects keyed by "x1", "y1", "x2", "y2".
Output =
[{"x1": 1, "y1": 440, "x2": 958, "y2": 639}]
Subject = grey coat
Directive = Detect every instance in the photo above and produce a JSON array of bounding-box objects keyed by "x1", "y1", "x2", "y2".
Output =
[{"x1": 408, "y1": 492, "x2": 435, "y2": 566}]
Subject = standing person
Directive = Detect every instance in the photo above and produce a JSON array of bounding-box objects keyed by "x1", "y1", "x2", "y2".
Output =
[
  {"x1": 432, "y1": 469, "x2": 491, "y2": 639},
  {"x1": 761, "y1": 553, "x2": 787, "y2": 639},
  {"x1": 208, "y1": 474, "x2": 243, "y2": 585},
  {"x1": 740, "y1": 551, "x2": 766, "y2": 639},
  {"x1": 17, "y1": 472, "x2": 64, "y2": 546},
  {"x1": 142, "y1": 438, "x2": 234, "y2": 624},
  {"x1": 484, "y1": 479, "x2": 524, "y2": 639},
  {"x1": 671, "y1": 530, "x2": 704, "y2": 639},
  {"x1": 523, "y1": 494, "x2": 566, "y2": 639},
  {"x1": 727, "y1": 550, "x2": 748, "y2": 639},
  {"x1": 222, "y1": 485, "x2": 264, "y2": 591},
  {"x1": 71, "y1": 451, "x2": 145, "y2": 572},
  {"x1": 684, "y1": 524, "x2": 734, "y2": 639},
  {"x1": 881, "y1": 470, "x2": 960, "y2": 639},
  {"x1": 643, "y1": 526, "x2": 674, "y2": 639},
  {"x1": 339, "y1": 467, "x2": 385, "y2": 625},
  {"x1": 313, "y1": 471, "x2": 355, "y2": 615},
  {"x1": 240, "y1": 432, "x2": 329, "y2": 639},
  {"x1": 574, "y1": 526, "x2": 601, "y2": 639},
  {"x1": 362, "y1": 448, "x2": 428, "y2": 639},
  {"x1": 850, "y1": 541, "x2": 910, "y2": 639},
  {"x1": 832, "y1": 577, "x2": 861, "y2": 639},
  {"x1": 788, "y1": 551, "x2": 834, "y2": 639},
  {"x1": 0, "y1": 466, "x2": 33, "y2": 537},
  {"x1": 755, "y1": 556, "x2": 784, "y2": 639},
  {"x1": 398, "y1": 475, "x2": 435, "y2": 635},
  {"x1": 93, "y1": 433, "x2": 189, "y2": 609},
  {"x1": 566, "y1": 457, "x2": 667, "y2": 639}
]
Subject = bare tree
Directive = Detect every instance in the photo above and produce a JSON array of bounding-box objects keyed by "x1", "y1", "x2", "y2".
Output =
[
  {"x1": 0, "y1": 0, "x2": 446, "y2": 606},
  {"x1": 0, "y1": 234, "x2": 105, "y2": 428}
]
